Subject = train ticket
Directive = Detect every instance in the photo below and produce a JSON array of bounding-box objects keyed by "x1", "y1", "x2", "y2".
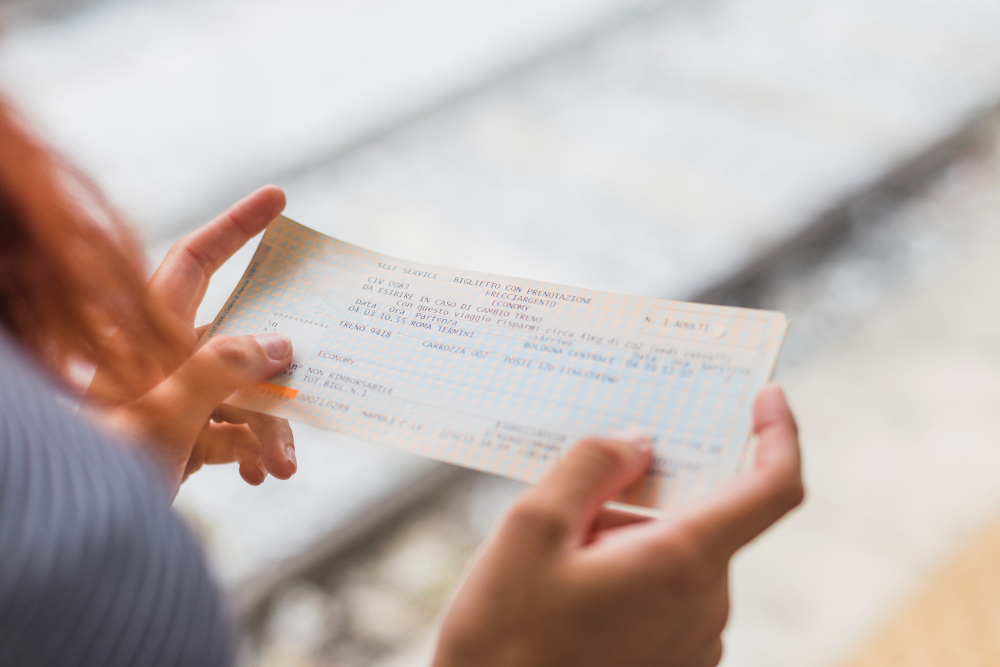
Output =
[{"x1": 206, "y1": 216, "x2": 788, "y2": 509}]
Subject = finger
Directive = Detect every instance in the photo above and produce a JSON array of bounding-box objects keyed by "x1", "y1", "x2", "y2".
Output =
[
  {"x1": 181, "y1": 421, "x2": 259, "y2": 482},
  {"x1": 518, "y1": 430, "x2": 653, "y2": 544},
  {"x1": 192, "y1": 422, "x2": 269, "y2": 485},
  {"x1": 149, "y1": 185, "x2": 286, "y2": 321},
  {"x1": 217, "y1": 405, "x2": 296, "y2": 479},
  {"x1": 680, "y1": 383, "x2": 804, "y2": 556},
  {"x1": 196, "y1": 421, "x2": 261, "y2": 466},
  {"x1": 239, "y1": 455, "x2": 268, "y2": 486},
  {"x1": 690, "y1": 638, "x2": 724, "y2": 667},
  {"x1": 136, "y1": 333, "x2": 292, "y2": 440}
]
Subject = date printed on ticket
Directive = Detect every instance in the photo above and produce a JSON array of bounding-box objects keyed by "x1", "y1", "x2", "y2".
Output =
[{"x1": 206, "y1": 216, "x2": 788, "y2": 510}]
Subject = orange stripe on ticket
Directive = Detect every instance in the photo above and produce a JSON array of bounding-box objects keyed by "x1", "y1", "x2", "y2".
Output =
[{"x1": 252, "y1": 382, "x2": 300, "y2": 399}]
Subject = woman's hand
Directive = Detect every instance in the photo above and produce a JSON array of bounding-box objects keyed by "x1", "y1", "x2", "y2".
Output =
[
  {"x1": 433, "y1": 384, "x2": 803, "y2": 667},
  {"x1": 88, "y1": 186, "x2": 298, "y2": 493},
  {"x1": 104, "y1": 331, "x2": 294, "y2": 493}
]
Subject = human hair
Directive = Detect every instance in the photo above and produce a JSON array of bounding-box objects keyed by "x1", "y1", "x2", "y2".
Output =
[{"x1": 0, "y1": 96, "x2": 180, "y2": 401}]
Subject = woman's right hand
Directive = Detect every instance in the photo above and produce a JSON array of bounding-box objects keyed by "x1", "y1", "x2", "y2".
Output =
[
  {"x1": 88, "y1": 186, "x2": 298, "y2": 494},
  {"x1": 84, "y1": 186, "x2": 301, "y2": 494},
  {"x1": 102, "y1": 330, "x2": 294, "y2": 495},
  {"x1": 433, "y1": 383, "x2": 803, "y2": 667}
]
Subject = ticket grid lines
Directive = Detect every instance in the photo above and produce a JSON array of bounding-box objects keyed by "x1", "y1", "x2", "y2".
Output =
[
  {"x1": 206, "y1": 217, "x2": 788, "y2": 510},
  {"x1": 328, "y1": 332, "x2": 760, "y2": 406},
  {"x1": 268, "y1": 348, "x2": 737, "y2": 456}
]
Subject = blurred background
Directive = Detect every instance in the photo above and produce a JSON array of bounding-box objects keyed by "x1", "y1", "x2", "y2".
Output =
[{"x1": 2, "y1": 0, "x2": 1000, "y2": 665}]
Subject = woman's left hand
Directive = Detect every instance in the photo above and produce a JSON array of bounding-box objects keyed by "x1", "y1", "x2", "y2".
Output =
[
  {"x1": 88, "y1": 186, "x2": 298, "y2": 493},
  {"x1": 433, "y1": 384, "x2": 803, "y2": 667}
]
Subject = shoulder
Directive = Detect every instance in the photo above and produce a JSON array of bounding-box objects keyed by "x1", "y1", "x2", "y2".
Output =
[
  {"x1": 0, "y1": 331, "x2": 234, "y2": 666},
  {"x1": 0, "y1": 330, "x2": 167, "y2": 502}
]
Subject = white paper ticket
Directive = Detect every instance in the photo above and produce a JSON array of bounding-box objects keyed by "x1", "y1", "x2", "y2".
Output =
[{"x1": 206, "y1": 216, "x2": 788, "y2": 509}]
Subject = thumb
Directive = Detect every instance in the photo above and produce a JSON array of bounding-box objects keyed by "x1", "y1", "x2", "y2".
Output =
[
  {"x1": 517, "y1": 431, "x2": 652, "y2": 545},
  {"x1": 679, "y1": 383, "x2": 803, "y2": 557},
  {"x1": 140, "y1": 332, "x2": 292, "y2": 431}
]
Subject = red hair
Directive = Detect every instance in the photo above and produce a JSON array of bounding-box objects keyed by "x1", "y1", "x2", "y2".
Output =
[{"x1": 0, "y1": 97, "x2": 181, "y2": 400}]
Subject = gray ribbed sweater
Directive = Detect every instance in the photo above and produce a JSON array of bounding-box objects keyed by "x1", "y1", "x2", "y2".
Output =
[{"x1": 0, "y1": 331, "x2": 234, "y2": 666}]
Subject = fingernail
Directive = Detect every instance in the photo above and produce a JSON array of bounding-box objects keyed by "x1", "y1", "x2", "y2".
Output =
[
  {"x1": 285, "y1": 445, "x2": 297, "y2": 471},
  {"x1": 612, "y1": 426, "x2": 653, "y2": 453},
  {"x1": 255, "y1": 333, "x2": 291, "y2": 360}
]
